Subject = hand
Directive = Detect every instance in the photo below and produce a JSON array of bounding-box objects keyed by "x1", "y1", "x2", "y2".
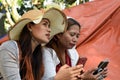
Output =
[
  {"x1": 96, "y1": 68, "x2": 108, "y2": 80},
  {"x1": 80, "y1": 68, "x2": 108, "y2": 80},
  {"x1": 54, "y1": 64, "x2": 84, "y2": 80},
  {"x1": 80, "y1": 68, "x2": 97, "y2": 80}
]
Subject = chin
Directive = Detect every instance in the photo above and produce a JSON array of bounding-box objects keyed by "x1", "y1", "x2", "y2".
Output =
[
  {"x1": 67, "y1": 46, "x2": 73, "y2": 49},
  {"x1": 44, "y1": 40, "x2": 49, "y2": 43},
  {"x1": 69, "y1": 45, "x2": 75, "y2": 49}
]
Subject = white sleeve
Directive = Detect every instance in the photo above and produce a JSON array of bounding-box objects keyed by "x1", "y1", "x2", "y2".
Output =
[
  {"x1": 42, "y1": 48, "x2": 59, "y2": 80},
  {"x1": 0, "y1": 41, "x2": 21, "y2": 80}
]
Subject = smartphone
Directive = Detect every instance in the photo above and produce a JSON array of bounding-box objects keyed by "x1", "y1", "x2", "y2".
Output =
[
  {"x1": 77, "y1": 57, "x2": 87, "y2": 67},
  {"x1": 93, "y1": 59, "x2": 109, "y2": 75},
  {"x1": 76, "y1": 57, "x2": 87, "y2": 77}
]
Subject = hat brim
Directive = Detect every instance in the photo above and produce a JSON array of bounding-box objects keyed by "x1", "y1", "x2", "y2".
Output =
[
  {"x1": 43, "y1": 8, "x2": 67, "y2": 39},
  {"x1": 9, "y1": 8, "x2": 67, "y2": 40},
  {"x1": 9, "y1": 19, "x2": 33, "y2": 40}
]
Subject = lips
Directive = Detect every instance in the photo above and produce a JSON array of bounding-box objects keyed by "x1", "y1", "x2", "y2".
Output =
[
  {"x1": 46, "y1": 34, "x2": 50, "y2": 39},
  {"x1": 70, "y1": 43, "x2": 75, "y2": 47}
]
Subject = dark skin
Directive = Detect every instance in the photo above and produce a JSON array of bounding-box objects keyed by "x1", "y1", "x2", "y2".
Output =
[{"x1": 79, "y1": 68, "x2": 107, "y2": 80}]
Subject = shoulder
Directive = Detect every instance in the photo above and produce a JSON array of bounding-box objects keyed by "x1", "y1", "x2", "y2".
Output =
[
  {"x1": 42, "y1": 47, "x2": 57, "y2": 57},
  {"x1": 0, "y1": 40, "x2": 19, "y2": 58},
  {"x1": 0, "y1": 40, "x2": 17, "y2": 49},
  {"x1": 42, "y1": 47, "x2": 60, "y2": 65},
  {"x1": 42, "y1": 47, "x2": 53, "y2": 53},
  {"x1": 67, "y1": 47, "x2": 79, "y2": 66}
]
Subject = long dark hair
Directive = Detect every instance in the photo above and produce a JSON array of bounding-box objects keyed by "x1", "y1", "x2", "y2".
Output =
[
  {"x1": 18, "y1": 24, "x2": 44, "y2": 80},
  {"x1": 46, "y1": 18, "x2": 81, "y2": 64}
]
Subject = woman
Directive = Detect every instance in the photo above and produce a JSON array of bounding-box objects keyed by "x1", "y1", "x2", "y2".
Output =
[
  {"x1": 42, "y1": 18, "x2": 107, "y2": 80},
  {"x1": 0, "y1": 8, "x2": 67, "y2": 80}
]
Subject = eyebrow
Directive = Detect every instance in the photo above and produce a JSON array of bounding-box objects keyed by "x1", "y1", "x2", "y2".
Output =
[
  {"x1": 42, "y1": 18, "x2": 50, "y2": 23},
  {"x1": 42, "y1": 18, "x2": 50, "y2": 27}
]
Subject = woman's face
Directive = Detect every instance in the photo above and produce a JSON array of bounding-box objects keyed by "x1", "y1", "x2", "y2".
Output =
[
  {"x1": 58, "y1": 25, "x2": 80, "y2": 49},
  {"x1": 30, "y1": 18, "x2": 51, "y2": 43}
]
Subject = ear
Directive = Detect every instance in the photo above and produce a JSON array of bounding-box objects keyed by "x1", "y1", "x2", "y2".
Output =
[
  {"x1": 27, "y1": 23, "x2": 32, "y2": 32},
  {"x1": 56, "y1": 33, "x2": 62, "y2": 39}
]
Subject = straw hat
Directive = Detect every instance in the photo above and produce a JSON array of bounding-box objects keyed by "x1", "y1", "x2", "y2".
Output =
[{"x1": 9, "y1": 8, "x2": 67, "y2": 40}]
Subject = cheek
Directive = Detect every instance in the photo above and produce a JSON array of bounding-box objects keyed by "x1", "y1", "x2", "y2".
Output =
[
  {"x1": 64, "y1": 35, "x2": 72, "y2": 41},
  {"x1": 32, "y1": 28, "x2": 45, "y2": 38},
  {"x1": 61, "y1": 36, "x2": 71, "y2": 44}
]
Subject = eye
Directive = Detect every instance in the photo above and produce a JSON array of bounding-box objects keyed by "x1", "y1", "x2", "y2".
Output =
[
  {"x1": 76, "y1": 34, "x2": 80, "y2": 38},
  {"x1": 70, "y1": 32, "x2": 80, "y2": 38},
  {"x1": 43, "y1": 22, "x2": 50, "y2": 27},
  {"x1": 70, "y1": 33, "x2": 75, "y2": 37},
  {"x1": 43, "y1": 22, "x2": 47, "y2": 26}
]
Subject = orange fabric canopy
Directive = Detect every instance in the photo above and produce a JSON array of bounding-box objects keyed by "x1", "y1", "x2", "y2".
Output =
[
  {"x1": 63, "y1": 0, "x2": 120, "y2": 80},
  {"x1": 0, "y1": 35, "x2": 8, "y2": 45}
]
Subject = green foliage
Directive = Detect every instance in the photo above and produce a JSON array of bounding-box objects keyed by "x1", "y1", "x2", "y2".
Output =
[
  {"x1": 0, "y1": 0, "x2": 90, "y2": 37},
  {"x1": 17, "y1": 0, "x2": 33, "y2": 15},
  {"x1": 17, "y1": 0, "x2": 23, "y2": 6},
  {"x1": 79, "y1": 0, "x2": 89, "y2": 4},
  {"x1": 53, "y1": 0, "x2": 64, "y2": 4},
  {"x1": 65, "y1": 0, "x2": 76, "y2": 5}
]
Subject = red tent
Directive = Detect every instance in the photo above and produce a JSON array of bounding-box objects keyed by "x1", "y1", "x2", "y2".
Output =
[{"x1": 63, "y1": 0, "x2": 120, "y2": 80}]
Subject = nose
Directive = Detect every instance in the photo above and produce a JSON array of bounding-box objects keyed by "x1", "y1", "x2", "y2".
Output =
[
  {"x1": 47, "y1": 27, "x2": 51, "y2": 33},
  {"x1": 72, "y1": 36, "x2": 78, "y2": 43}
]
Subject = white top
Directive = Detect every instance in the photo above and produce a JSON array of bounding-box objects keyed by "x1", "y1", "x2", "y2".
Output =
[
  {"x1": 0, "y1": 41, "x2": 79, "y2": 80},
  {"x1": 41, "y1": 47, "x2": 79, "y2": 80},
  {"x1": 0, "y1": 40, "x2": 21, "y2": 80}
]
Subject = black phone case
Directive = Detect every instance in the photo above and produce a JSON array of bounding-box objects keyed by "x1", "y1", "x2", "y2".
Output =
[{"x1": 93, "y1": 59, "x2": 109, "y2": 75}]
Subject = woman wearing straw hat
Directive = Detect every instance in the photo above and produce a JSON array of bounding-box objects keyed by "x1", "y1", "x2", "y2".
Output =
[
  {"x1": 0, "y1": 8, "x2": 71, "y2": 80},
  {"x1": 42, "y1": 17, "x2": 107, "y2": 80}
]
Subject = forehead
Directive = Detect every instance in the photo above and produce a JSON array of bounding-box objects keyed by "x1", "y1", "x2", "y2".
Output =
[
  {"x1": 41, "y1": 18, "x2": 50, "y2": 23},
  {"x1": 68, "y1": 25, "x2": 80, "y2": 31}
]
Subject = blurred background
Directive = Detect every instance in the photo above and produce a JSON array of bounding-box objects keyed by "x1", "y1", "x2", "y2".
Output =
[{"x1": 0, "y1": 0, "x2": 92, "y2": 38}]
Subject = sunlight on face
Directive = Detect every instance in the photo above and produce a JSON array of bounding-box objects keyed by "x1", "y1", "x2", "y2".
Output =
[
  {"x1": 31, "y1": 18, "x2": 51, "y2": 43},
  {"x1": 59, "y1": 25, "x2": 80, "y2": 49}
]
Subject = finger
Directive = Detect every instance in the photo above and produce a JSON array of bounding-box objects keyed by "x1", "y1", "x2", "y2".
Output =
[
  {"x1": 71, "y1": 77, "x2": 78, "y2": 80},
  {"x1": 102, "y1": 68, "x2": 108, "y2": 74},
  {"x1": 76, "y1": 74, "x2": 82, "y2": 79},
  {"x1": 99, "y1": 68, "x2": 108, "y2": 75},
  {"x1": 101, "y1": 68, "x2": 107, "y2": 72},
  {"x1": 70, "y1": 69, "x2": 83, "y2": 76},
  {"x1": 96, "y1": 72, "x2": 107, "y2": 79},
  {"x1": 61, "y1": 64, "x2": 70, "y2": 69},
  {"x1": 102, "y1": 75, "x2": 107, "y2": 78},
  {"x1": 71, "y1": 65, "x2": 83, "y2": 71},
  {"x1": 71, "y1": 67, "x2": 84, "y2": 74},
  {"x1": 76, "y1": 64, "x2": 83, "y2": 68},
  {"x1": 96, "y1": 75, "x2": 105, "y2": 80}
]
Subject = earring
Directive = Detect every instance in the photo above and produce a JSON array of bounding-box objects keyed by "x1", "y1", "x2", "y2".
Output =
[{"x1": 29, "y1": 29, "x2": 32, "y2": 32}]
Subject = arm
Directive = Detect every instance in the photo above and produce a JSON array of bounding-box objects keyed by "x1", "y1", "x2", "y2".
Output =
[
  {"x1": 0, "y1": 41, "x2": 21, "y2": 80},
  {"x1": 42, "y1": 47, "x2": 84, "y2": 80}
]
